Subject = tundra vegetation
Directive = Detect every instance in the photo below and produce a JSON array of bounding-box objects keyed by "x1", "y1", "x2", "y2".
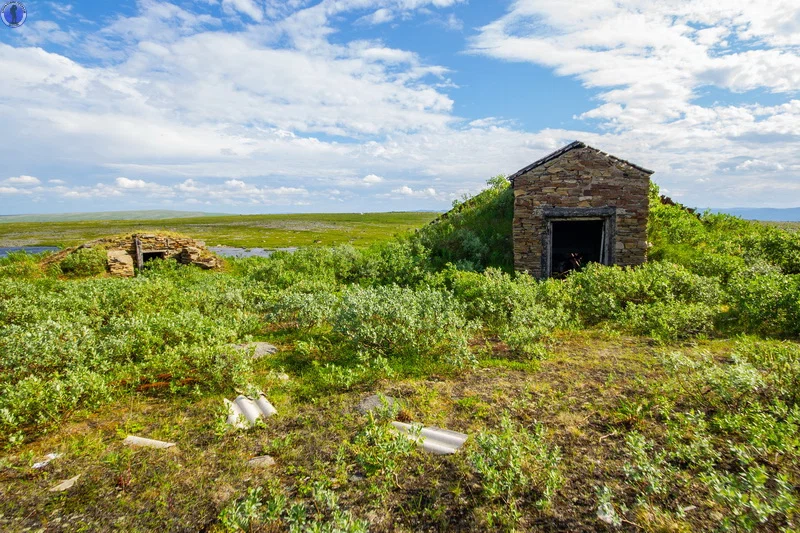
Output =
[{"x1": 0, "y1": 178, "x2": 799, "y2": 532}]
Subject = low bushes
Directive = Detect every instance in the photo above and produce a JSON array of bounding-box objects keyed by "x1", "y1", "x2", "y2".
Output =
[
  {"x1": 58, "y1": 247, "x2": 107, "y2": 277},
  {"x1": 610, "y1": 338, "x2": 800, "y2": 531},
  {"x1": 468, "y1": 415, "x2": 562, "y2": 528},
  {"x1": 0, "y1": 271, "x2": 263, "y2": 444}
]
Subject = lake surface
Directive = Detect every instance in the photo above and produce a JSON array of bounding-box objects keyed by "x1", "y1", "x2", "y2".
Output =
[
  {"x1": 0, "y1": 246, "x2": 60, "y2": 258},
  {"x1": 0, "y1": 246, "x2": 295, "y2": 259},
  {"x1": 208, "y1": 246, "x2": 298, "y2": 258}
]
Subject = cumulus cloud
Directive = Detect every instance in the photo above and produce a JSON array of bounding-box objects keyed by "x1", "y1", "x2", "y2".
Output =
[
  {"x1": 6, "y1": 176, "x2": 41, "y2": 185},
  {"x1": 391, "y1": 185, "x2": 439, "y2": 198},
  {"x1": 362, "y1": 174, "x2": 384, "y2": 184},
  {"x1": 1, "y1": 0, "x2": 799, "y2": 214},
  {"x1": 464, "y1": 0, "x2": 800, "y2": 207}
]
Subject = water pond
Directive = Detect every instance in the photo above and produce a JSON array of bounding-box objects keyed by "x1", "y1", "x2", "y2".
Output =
[
  {"x1": 0, "y1": 246, "x2": 296, "y2": 260},
  {"x1": 0, "y1": 246, "x2": 60, "y2": 258}
]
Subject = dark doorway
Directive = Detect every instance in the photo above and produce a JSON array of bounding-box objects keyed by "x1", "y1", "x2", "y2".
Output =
[
  {"x1": 142, "y1": 251, "x2": 166, "y2": 263},
  {"x1": 550, "y1": 219, "x2": 605, "y2": 277}
]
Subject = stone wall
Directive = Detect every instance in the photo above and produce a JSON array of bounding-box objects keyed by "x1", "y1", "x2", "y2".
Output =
[
  {"x1": 512, "y1": 145, "x2": 651, "y2": 278},
  {"x1": 43, "y1": 233, "x2": 221, "y2": 277}
]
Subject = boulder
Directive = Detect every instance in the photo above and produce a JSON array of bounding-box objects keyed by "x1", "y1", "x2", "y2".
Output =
[
  {"x1": 231, "y1": 342, "x2": 278, "y2": 359},
  {"x1": 247, "y1": 455, "x2": 276, "y2": 469},
  {"x1": 356, "y1": 394, "x2": 399, "y2": 415}
]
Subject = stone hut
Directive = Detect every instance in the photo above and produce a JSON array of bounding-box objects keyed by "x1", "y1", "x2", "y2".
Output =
[
  {"x1": 45, "y1": 233, "x2": 221, "y2": 277},
  {"x1": 510, "y1": 141, "x2": 652, "y2": 278}
]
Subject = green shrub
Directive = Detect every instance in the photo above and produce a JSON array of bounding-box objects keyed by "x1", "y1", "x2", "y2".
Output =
[
  {"x1": 351, "y1": 238, "x2": 428, "y2": 287},
  {"x1": 333, "y1": 286, "x2": 477, "y2": 367},
  {"x1": 350, "y1": 417, "x2": 416, "y2": 488},
  {"x1": 265, "y1": 290, "x2": 340, "y2": 330},
  {"x1": 0, "y1": 251, "x2": 44, "y2": 279},
  {"x1": 240, "y1": 245, "x2": 359, "y2": 291},
  {"x1": 59, "y1": 247, "x2": 107, "y2": 277},
  {"x1": 468, "y1": 415, "x2": 562, "y2": 527},
  {"x1": 415, "y1": 176, "x2": 513, "y2": 272},
  {"x1": 0, "y1": 271, "x2": 262, "y2": 443},
  {"x1": 566, "y1": 262, "x2": 722, "y2": 326},
  {"x1": 725, "y1": 267, "x2": 799, "y2": 337},
  {"x1": 620, "y1": 301, "x2": 717, "y2": 340}
]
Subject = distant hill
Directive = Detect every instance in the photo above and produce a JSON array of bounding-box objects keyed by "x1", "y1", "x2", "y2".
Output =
[
  {"x1": 0, "y1": 210, "x2": 225, "y2": 223},
  {"x1": 707, "y1": 207, "x2": 800, "y2": 222}
]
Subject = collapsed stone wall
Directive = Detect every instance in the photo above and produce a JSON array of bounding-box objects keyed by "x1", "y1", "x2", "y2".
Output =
[
  {"x1": 44, "y1": 233, "x2": 222, "y2": 277},
  {"x1": 512, "y1": 145, "x2": 651, "y2": 278}
]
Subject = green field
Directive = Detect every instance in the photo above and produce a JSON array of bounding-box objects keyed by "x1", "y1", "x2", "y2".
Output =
[
  {"x1": 0, "y1": 212, "x2": 439, "y2": 249},
  {"x1": 1, "y1": 181, "x2": 799, "y2": 532}
]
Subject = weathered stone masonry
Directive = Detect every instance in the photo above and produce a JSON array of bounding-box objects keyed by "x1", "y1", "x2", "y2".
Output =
[
  {"x1": 44, "y1": 233, "x2": 221, "y2": 277},
  {"x1": 510, "y1": 141, "x2": 652, "y2": 278}
]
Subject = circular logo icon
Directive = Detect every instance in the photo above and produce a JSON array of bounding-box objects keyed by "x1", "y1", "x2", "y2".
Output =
[{"x1": 2, "y1": 1, "x2": 26, "y2": 28}]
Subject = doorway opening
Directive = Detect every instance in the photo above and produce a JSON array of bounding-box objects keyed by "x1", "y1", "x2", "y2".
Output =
[
  {"x1": 142, "y1": 251, "x2": 167, "y2": 263},
  {"x1": 549, "y1": 219, "x2": 605, "y2": 277}
]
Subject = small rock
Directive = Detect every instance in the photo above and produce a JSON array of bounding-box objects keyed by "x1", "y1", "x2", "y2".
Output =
[
  {"x1": 247, "y1": 455, "x2": 276, "y2": 468},
  {"x1": 33, "y1": 453, "x2": 61, "y2": 469},
  {"x1": 356, "y1": 394, "x2": 398, "y2": 415},
  {"x1": 49, "y1": 475, "x2": 80, "y2": 492},
  {"x1": 275, "y1": 372, "x2": 290, "y2": 381},
  {"x1": 349, "y1": 473, "x2": 365, "y2": 482},
  {"x1": 231, "y1": 342, "x2": 278, "y2": 359}
]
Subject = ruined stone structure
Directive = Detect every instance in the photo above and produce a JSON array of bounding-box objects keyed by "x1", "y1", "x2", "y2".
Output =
[
  {"x1": 510, "y1": 141, "x2": 652, "y2": 278},
  {"x1": 45, "y1": 233, "x2": 221, "y2": 277}
]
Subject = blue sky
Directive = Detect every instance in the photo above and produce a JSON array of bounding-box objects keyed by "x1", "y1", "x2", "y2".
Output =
[{"x1": 1, "y1": 0, "x2": 799, "y2": 214}]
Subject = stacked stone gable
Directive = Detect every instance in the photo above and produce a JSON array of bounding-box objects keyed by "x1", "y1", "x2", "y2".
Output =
[{"x1": 511, "y1": 142, "x2": 652, "y2": 278}]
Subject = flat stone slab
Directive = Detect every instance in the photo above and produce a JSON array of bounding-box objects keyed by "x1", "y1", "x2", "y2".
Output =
[
  {"x1": 230, "y1": 342, "x2": 278, "y2": 359},
  {"x1": 357, "y1": 394, "x2": 399, "y2": 415},
  {"x1": 247, "y1": 455, "x2": 276, "y2": 468},
  {"x1": 123, "y1": 436, "x2": 176, "y2": 449},
  {"x1": 49, "y1": 475, "x2": 80, "y2": 492}
]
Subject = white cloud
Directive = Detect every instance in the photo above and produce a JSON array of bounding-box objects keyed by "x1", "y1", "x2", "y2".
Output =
[
  {"x1": 357, "y1": 8, "x2": 394, "y2": 25},
  {"x1": 222, "y1": 0, "x2": 264, "y2": 22},
  {"x1": 48, "y1": 179, "x2": 66, "y2": 184},
  {"x1": 464, "y1": 0, "x2": 800, "y2": 207},
  {"x1": 2, "y1": 0, "x2": 799, "y2": 214},
  {"x1": 17, "y1": 21, "x2": 75, "y2": 46},
  {"x1": 0, "y1": 186, "x2": 33, "y2": 195},
  {"x1": 391, "y1": 185, "x2": 439, "y2": 198},
  {"x1": 363, "y1": 174, "x2": 384, "y2": 184},
  {"x1": 115, "y1": 177, "x2": 148, "y2": 189},
  {"x1": 16, "y1": 177, "x2": 310, "y2": 206},
  {"x1": 469, "y1": 1, "x2": 800, "y2": 125},
  {"x1": 6, "y1": 175, "x2": 41, "y2": 185}
]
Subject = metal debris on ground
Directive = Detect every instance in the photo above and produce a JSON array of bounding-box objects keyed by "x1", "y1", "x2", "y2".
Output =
[
  {"x1": 33, "y1": 453, "x2": 62, "y2": 469},
  {"x1": 391, "y1": 421, "x2": 468, "y2": 455},
  {"x1": 122, "y1": 435, "x2": 176, "y2": 449},
  {"x1": 225, "y1": 393, "x2": 277, "y2": 429},
  {"x1": 49, "y1": 474, "x2": 80, "y2": 492},
  {"x1": 246, "y1": 455, "x2": 276, "y2": 468},
  {"x1": 356, "y1": 394, "x2": 399, "y2": 415}
]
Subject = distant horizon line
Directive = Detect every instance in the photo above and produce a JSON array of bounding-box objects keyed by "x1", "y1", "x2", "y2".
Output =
[{"x1": 1, "y1": 206, "x2": 799, "y2": 222}]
